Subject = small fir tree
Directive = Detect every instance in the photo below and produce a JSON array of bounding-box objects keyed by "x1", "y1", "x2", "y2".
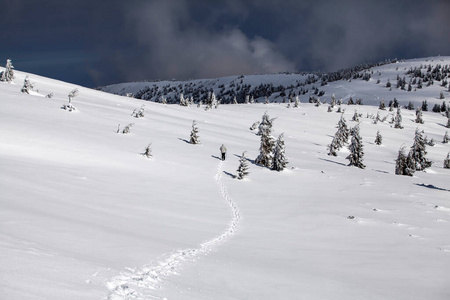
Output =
[
  {"x1": 443, "y1": 153, "x2": 450, "y2": 169},
  {"x1": 122, "y1": 123, "x2": 134, "y2": 134},
  {"x1": 190, "y1": 120, "x2": 200, "y2": 144},
  {"x1": 395, "y1": 146, "x2": 415, "y2": 176},
  {"x1": 0, "y1": 59, "x2": 14, "y2": 82},
  {"x1": 255, "y1": 117, "x2": 275, "y2": 168},
  {"x1": 352, "y1": 110, "x2": 359, "y2": 122},
  {"x1": 421, "y1": 100, "x2": 428, "y2": 111},
  {"x1": 272, "y1": 133, "x2": 288, "y2": 171},
  {"x1": 443, "y1": 131, "x2": 449, "y2": 144},
  {"x1": 394, "y1": 107, "x2": 403, "y2": 129},
  {"x1": 21, "y1": 76, "x2": 34, "y2": 94},
  {"x1": 347, "y1": 125, "x2": 365, "y2": 169},
  {"x1": 446, "y1": 116, "x2": 450, "y2": 128},
  {"x1": 142, "y1": 143, "x2": 152, "y2": 158},
  {"x1": 415, "y1": 108, "x2": 424, "y2": 124},
  {"x1": 257, "y1": 112, "x2": 275, "y2": 136},
  {"x1": 409, "y1": 128, "x2": 432, "y2": 171},
  {"x1": 237, "y1": 152, "x2": 250, "y2": 179},
  {"x1": 293, "y1": 96, "x2": 300, "y2": 108},
  {"x1": 374, "y1": 131, "x2": 382, "y2": 145},
  {"x1": 379, "y1": 100, "x2": 386, "y2": 110}
]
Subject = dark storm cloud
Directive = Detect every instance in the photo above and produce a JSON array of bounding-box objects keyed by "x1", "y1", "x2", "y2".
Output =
[{"x1": 2, "y1": 0, "x2": 449, "y2": 87}]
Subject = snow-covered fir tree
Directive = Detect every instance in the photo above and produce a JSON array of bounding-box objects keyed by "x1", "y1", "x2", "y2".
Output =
[
  {"x1": 132, "y1": 105, "x2": 145, "y2": 118},
  {"x1": 409, "y1": 128, "x2": 432, "y2": 171},
  {"x1": 272, "y1": 133, "x2": 288, "y2": 171},
  {"x1": 415, "y1": 108, "x2": 424, "y2": 124},
  {"x1": 236, "y1": 152, "x2": 250, "y2": 180},
  {"x1": 379, "y1": 100, "x2": 386, "y2": 110},
  {"x1": 21, "y1": 76, "x2": 34, "y2": 94},
  {"x1": 179, "y1": 93, "x2": 188, "y2": 106},
  {"x1": 327, "y1": 135, "x2": 340, "y2": 156},
  {"x1": 330, "y1": 94, "x2": 336, "y2": 107},
  {"x1": 443, "y1": 131, "x2": 449, "y2": 144},
  {"x1": 444, "y1": 152, "x2": 450, "y2": 169},
  {"x1": 190, "y1": 120, "x2": 200, "y2": 144},
  {"x1": 293, "y1": 96, "x2": 300, "y2": 108},
  {"x1": 374, "y1": 130, "x2": 382, "y2": 145},
  {"x1": 233, "y1": 96, "x2": 238, "y2": 104},
  {"x1": 245, "y1": 95, "x2": 250, "y2": 104},
  {"x1": 352, "y1": 110, "x2": 359, "y2": 122},
  {"x1": 394, "y1": 107, "x2": 403, "y2": 129},
  {"x1": 336, "y1": 115, "x2": 350, "y2": 148},
  {"x1": 264, "y1": 97, "x2": 269, "y2": 104},
  {"x1": 142, "y1": 143, "x2": 152, "y2": 158},
  {"x1": 446, "y1": 115, "x2": 450, "y2": 128},
  {"x1": 0, "y1": 59, "x2": 14, "y2": 82},
  {"x1": 122, "y1": 123, "x2": 134, "y2": 134},
  {"x1": 160, "y1": 96, "x2": 167, "y2": 104},
  {"x1": 255, "y1": 115, "x2": 275, "y2": 168},
  {"x1": 395, "y1": 146, "x2": 415, "y2": 176},
  {"x1": 347, "y1": 124, "x2": 365, "y2": 169},
  {"x1": 257, "y1": 112, "x2": 275, "y2": 136}
]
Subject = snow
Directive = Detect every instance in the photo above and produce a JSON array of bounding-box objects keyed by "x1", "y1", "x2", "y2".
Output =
[{"x1": 1, "y1": 60, "x2": 450, "y2": 300}]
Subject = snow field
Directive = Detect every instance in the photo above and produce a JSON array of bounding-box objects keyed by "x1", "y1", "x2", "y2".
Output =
[{"x1": 1, "y1": 63, "x2": 449, "y2": 300}]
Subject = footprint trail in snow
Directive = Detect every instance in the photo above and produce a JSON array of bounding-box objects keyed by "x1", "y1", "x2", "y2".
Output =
[{"x1": 105, "y1": 161, "x2": 240, "y2": 300}]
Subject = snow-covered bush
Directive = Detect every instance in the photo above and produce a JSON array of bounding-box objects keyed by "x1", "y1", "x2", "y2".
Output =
[
  {"x1": 122, "y1": 123, "x2": 134, "y2": 134},
  {"x1": 132, "y1": 105, "x2": 145, "y2": 118},
  {"x1": 444, "y1": 153, "x2": 450, "y2": 169}
]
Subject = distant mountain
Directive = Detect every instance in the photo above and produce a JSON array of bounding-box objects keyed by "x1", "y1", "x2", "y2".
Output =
[{"x1": 100, "y1": 56, "x2": 450, "y2": 107}]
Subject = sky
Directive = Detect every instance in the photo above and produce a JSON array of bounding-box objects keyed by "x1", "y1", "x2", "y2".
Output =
[{"x1": 2, "y1": 0, "x2": 449, "y2": 87}]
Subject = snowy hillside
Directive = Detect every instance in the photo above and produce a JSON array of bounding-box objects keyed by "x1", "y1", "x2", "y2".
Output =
[
  {"x1": 101, "y1": 56, "x2": 450, "y2": 108},
  {"x1": 1, "y1": 62, "x2": 450, "y2": 300}
]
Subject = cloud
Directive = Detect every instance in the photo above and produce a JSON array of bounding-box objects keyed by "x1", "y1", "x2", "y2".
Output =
[{"x1": 114, "y1": 0, "x2": 296, "y2": 81}]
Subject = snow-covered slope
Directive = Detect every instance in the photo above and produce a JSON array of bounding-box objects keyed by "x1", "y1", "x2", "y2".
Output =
[
  {"x1": 1, "y1": 64, "x2": 450, "y2": 300},
  {"x1": 101, "y1": 56, "x2": 450, "y2": 108}
]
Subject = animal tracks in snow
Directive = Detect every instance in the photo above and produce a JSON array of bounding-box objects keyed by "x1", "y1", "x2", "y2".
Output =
[{"x1": 104, "y1": 161, "x2": 240, "y2": 300}]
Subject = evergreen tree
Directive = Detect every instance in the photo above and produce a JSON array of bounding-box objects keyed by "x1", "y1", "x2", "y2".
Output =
[
  {"x1": 255, "y1": 117, "x2": 275, "y2": 168},
  {"x1": 394, "y1": 107, "x2": 403, "y2": 129},
  {"x1": 190, "y1": 120, "x2": 200, "y2": 144},
  {"x1": 415, "y1": 108, "x2": 424, "y2": 124},
  {"x1": 336, "y1": 115, "x2": 350, "y2": 147},
  {"x1": 237, "y1": 152, "x2": 250, "y2": 179},
  {"x1": 446, "y1": 116, "x2": 450, "y2": 128},
  {"x1": 179, "y1": 93, "x2": 188, "y2": 106},
  {"x1": 395, "y1": 146, "x2": 415, "y2": 176},
  {"x1": 379, "y1": 100, "x2": 386, "y2": 110},
  {"x1": 293, "y1": 96, "x2": 300, "y2": 108},
  {"x1": 444, "y1": 153, "x2": 450, "y2": 169},
  {"x1": 409, "y1": 128, "x2": 432, "y2": 171},
  {"x1": 0, "y1": 59, "x2": 14, "y2": 82},
  {"x1": 421, "y1": 100, "x2": 428, "y2": 111},
  {"x1": 347, "y1": 125, "x2": 365, "y2": 169},
  {"x1": 21, "y1": 76, "x2": 34, "y2": 94},
  {"x1": 443, "y1": 131, "x2": 449, "y2": 144},
  {"x1": 272, "y1": 133, "x2": 288, "y2": 171},
  {"x1": 327, "y1": 135, "x2": 340, "y2": 156},
  {"x1": 233, "y1": 96, "x2": 238, "y2": 104},
  {"x1": 352, "y1": 110, "x2": 359, "y2": 122},
  {"x1": 257, "y1": 112, "x2": 275, "y2": 136},
  {"x1": 142, "y1": 143, "x2": 152, "y2": 158},
  {"x1": 374, "y1": 130, "x2": 382, "y2": 145}
]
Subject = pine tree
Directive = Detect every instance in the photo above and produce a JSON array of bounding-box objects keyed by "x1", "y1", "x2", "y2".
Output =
[
  {"x1": 237, "y1": 152, "x2": 250, "y2": 179},
  {"x1": 421, "y1": 100, "x2": 428, "y2": 111},
  {"x1": 444, "y1": 153, "x2": 450, "y2": 169},
  {"x1": 190, "y1": 120, "x2": 200, "y2": 144},
  {"x1": 443, "y1": 131, "x2": 449, "y2": 144},
  {"x1": 415, "y1": 108, "x2": 424, "y2": 124},
  {"x1": 446, "y1": 116, "x2": 450, "y2": 128},
  {"x1": 379, "y1": 100, "x2": 386, "y2": 110},
  {"x1": 142, "y1": 143, "x2": 152, "y2": 158},
  {"x1": 272, "y1": 133, "x2": 288, "y2": 171},
  {"x1": 374, "y1": 130, "x2": 382, "y2": 145},
  {"x1": 394, "y1": 107, "x2": 403, "y2": 128},
  {"x1": 179, "y1": 93, "x2": 188, "y2": 106},
  {"x1": 21, "y1": 76, "x2": 34, "y2": 94},
  {"x1": 409, "y1": 128, "x2": 432, "y2": 171},
  {"x1": 336, "y1": 115, "x2": 350, "y2": 147},
  {"x1": 293, "y1": 96, "x2": 300, "y2": 108},
  {"x1": 233, "y1": 96, "x2": 238, "y2": 104},
  {"x1": 352, "y1": 110, "x2": 359, "y2": 122},
  {"x1": 347, "y1": 125, "x2": 365, "y2": 169},
  {"x1": 327, "y1": 136, "x2": 340, "y2": 156},
  {"x1": 0, "y1": 59, "x2": 14, "y2": 82},
  {"x1": 255, "y1": 116, "x2": 275, "y2": 168},
  {"x1": 395, "y1": 146, "x2": 415, "y2": 176},
  {"x1": 257, "y1": 112, "x2": 275, "y2": 136}
]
